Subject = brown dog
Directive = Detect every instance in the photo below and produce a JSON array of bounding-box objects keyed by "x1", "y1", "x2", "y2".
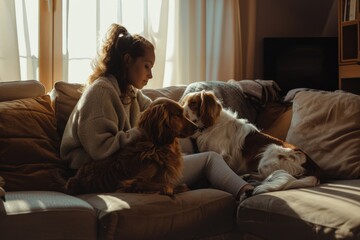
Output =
[
  {"x1": 180, "y1": 90, "x2": 322, "y2": 195},
  {"x1": 65, "y1": 98, "x2": 198, "y2": 197}
]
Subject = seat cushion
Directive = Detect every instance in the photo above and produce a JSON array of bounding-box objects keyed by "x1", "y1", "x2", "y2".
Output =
[
  {"x1": 79, "y1": 189, "x2": 237, "y2": 240},
  {"x1": 237, "y1": 179, "x2": 360, "y2": 240},
  {"x1": 0, "y1": 191, "x2": 97, "y2": 240},
  {"x1": 286, "y1": 91, "x2": 360, "y2": 179}
]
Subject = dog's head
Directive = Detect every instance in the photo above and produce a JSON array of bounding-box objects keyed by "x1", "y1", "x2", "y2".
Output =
[
  {"x1": 180, "y1": 90, "x2": 222, "y2": 129},
  {"x1": 138, "y1": 97, "x2": 198, "y2": 145}
]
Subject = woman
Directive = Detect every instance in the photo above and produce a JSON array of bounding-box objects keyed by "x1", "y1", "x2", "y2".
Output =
[{"x1": 60, "y1": 23, "x2": 253, "y2": 200}]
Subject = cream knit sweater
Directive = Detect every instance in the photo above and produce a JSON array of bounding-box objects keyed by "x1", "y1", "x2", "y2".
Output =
[{"x1": 60, "y1": 75, "x2": 152, "y2": 169}]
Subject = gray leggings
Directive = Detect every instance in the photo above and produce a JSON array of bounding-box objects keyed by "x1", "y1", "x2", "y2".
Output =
[{"x1": 182, "y1": 151, "x2": 247, "y2": 198}]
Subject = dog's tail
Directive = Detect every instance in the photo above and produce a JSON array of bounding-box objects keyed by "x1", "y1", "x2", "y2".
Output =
[{"x1": 252, "y1": 169, "x2": 319, "y2": 195}]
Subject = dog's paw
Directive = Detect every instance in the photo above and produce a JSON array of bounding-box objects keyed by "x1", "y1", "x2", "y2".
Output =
[
  {"x1": 174, "y1": 184, "x2": 190, "y2": 194},
  {"x1": 160, "y1": 185, "x2": 175, "y2": 199},
  {"x1": 119, "y1": 179, "x2": 145, "y2": 193}
]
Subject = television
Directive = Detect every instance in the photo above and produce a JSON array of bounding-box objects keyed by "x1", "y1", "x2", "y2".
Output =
[{"x1": 263, "y1": 37, "x2": 339, "y2": 95}]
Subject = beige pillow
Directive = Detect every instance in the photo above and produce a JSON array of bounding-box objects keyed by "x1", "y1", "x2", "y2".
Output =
[
  {"x1": 286, "y1": 91, "x2": 360, "y2": 179},
  {"x1": 0, "y1": 80, "x2": 45, "y2": 102},
  {"x1": 51, "y1": 81, "x2": 83, "y2": 137},
  {"x1": 142, "y1": 86, "x2": 187, "y2": 101}
]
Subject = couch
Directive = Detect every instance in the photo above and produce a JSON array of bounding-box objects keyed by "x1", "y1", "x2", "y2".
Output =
[{"x1": 0, "y1": 80, "x2": 359, "y2": 240}]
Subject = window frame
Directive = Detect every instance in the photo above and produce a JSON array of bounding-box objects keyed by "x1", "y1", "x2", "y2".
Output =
[{"x1": 39, "y1": 0, "x2": 62, "y2": 92}]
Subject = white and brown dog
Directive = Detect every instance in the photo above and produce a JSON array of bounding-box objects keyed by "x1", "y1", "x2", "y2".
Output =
[{"x1": 180, "y1": 90, "x2": 322, "y2": 196}]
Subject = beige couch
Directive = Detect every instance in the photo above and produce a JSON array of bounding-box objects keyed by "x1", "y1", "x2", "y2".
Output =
[{"x1": 0, "y1": 80, "x2": 359, "y2": 240}]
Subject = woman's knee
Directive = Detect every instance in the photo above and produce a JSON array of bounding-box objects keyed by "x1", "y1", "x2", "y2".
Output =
[
  {"x1": 205, "y1": 151, "x2": 223, "y2": 163},
  {"x1": 207, "y1": 151, "x2": 224, "y2": 165}
]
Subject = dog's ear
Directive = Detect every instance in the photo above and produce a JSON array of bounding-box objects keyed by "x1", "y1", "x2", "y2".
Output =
[
  {"x1": 138, "y1": 104, "x2": 174, "y2": 145},
  {"x1": 179, "y1": 94, "x2": 188, "y2": 106},
  {"x1": 200, "y1": 91, "x2": 222, "y2": 127}
]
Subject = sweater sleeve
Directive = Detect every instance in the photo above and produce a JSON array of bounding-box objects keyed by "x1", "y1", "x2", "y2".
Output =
[{"x1": 76, "y1": 85, "x2": 138, "y2": 160}]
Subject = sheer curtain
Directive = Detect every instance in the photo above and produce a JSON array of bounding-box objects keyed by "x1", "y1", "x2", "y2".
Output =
[
  {"x1": 0, "y1": 0, "x2": 38, "y2": 82},
  {"x1": 62, "y1": 0, "x2": 170, "y2": 88},
  {"x1": 63, "y1": 0, "x2": 244, "y2": 88},
  {"x1": 1, "y1": 0, "x2": 248, "y2": 88},
  {"x1": 169, "y1": 0, "x2": 243, "y2": 86}
]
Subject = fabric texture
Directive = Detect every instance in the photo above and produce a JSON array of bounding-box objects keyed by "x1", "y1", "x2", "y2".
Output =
[
  {"x1": 1, "y1": 191, "x2": 97, "y2": 240},
  {"x1": 51, "y1": 81, "x2": 83, "y2": 137},
  {"x1": 142, "y1": 85, "x2": 187, "y2": 101},
  {"x1": 0, "y1": 95, "x2": 61, "y2": 165},
  {"x1": 286, "y1": 91, "x2": 360, "y2": 179},
  {"x1": 180, "y1": 81, "x2": 259, "y2": 123},
  {"x1": 0, "y1": 80, "x2": 45, "y2": 102},
  {"x1": 60, "y1": 76, "x2": 152, "y2": 169},
  {"x1": 79, "y1": 189, "x2": 236, "y2": 240},
  {"x1": 182, "y1": 152, "x2": 248, "y2": 198},
  {"x1": 0, "y1": 94, "x2": 69, "y2": 191},
  {"x1": 256, "y1": 102, "x2": 293, "y2": 141},
  {"x1": 238, "y1": 179, "x2": 360, "y2": 240}
]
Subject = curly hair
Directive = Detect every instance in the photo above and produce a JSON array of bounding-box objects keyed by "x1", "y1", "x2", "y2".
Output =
[{"x1": 88, "y1": 23, "x2": 154, "y2": 97}]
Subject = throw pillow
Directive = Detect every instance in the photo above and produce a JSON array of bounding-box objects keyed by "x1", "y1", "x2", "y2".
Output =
[
  {"x1": 286, "y1": 91, "x2": 360, "y2": 179},
  {"x1": 51, "y1": 81, "x2": 83, "y2": 137},
  {"x1": 0, "y1": 95, "x2": 61, "y2": 165},
  {"x1": 142, "y1": 86, "x2": 187, "y2": 101},
  {"x1": 0, "y1": 95, "x2": 69, "y2": 191}
]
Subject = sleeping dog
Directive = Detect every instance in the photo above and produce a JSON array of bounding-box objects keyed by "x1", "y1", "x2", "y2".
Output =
[{"x1": 180, "y1": 90, "x2": 322, "y2": 196}]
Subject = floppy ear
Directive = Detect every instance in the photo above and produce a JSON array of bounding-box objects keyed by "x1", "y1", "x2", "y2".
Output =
[
  {"x1": 179, "y1": 94, "x2": 188, "y2": 106},
  {"x1": 200, "y1": 91, "x2": 222, "y2": 127},
  {"x1": 138, "y1": 104, "x2": 174, "y2": 145}
]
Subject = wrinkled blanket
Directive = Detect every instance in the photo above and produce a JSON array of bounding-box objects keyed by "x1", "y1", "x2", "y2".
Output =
[{"x1": 180, "y1": 80, "x2": 281, "y2": 123}]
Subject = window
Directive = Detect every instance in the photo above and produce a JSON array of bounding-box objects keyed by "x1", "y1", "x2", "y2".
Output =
[
  {"x1": 3, "y1": 0, "x2": 242, "y2": 91},
  {"x1": 61, "y1": 0, "x2": 166, "y2": 84}
]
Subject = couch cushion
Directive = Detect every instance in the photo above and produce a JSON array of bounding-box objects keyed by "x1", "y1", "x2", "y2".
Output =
[
  {"x1": 256, "y1": 102, "x2": 293, "y2": 141},
  {"x1": 51, "y1": 81, "x2": 83, "y2": 137},
  {"x1": 286, "y1": 91, "x2": 360, "y2": 179},
  {"x1": 0, "y1": 80, "x2": 45, "y2": 102},
  {"x1": 237, "y1": 179, "x2": 360, "y2": 240},
  {"x1": 79, "y1": 189, "x2": 237, "y2": 240},
  {"x1": 0, "y1": 95, "x2": 60, "y2": 165},
  {"x1": 142, "y1": 86, "x2": 187, "y2": 101},
  {"x1": 0, "y1": 191, "x2": 97, "y2": 240},
  {"x1": 0, "y1": 95, "x2": 68, "y2": 191}
]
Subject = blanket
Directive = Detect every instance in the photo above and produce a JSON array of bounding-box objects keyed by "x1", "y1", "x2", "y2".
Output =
[{"x1": 180, "y1": 80, "x2": 281, "y2": 123}]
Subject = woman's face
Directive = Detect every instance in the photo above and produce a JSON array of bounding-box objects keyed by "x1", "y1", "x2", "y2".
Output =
[{"x1": 126, "y1": 47, "x2": 155, "y2": 89}]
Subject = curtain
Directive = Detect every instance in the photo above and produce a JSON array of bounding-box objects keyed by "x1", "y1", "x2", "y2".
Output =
[
  {"x1": 0, "y1": 0, "x2": 20, "y2": 81},
  {"x1": 169, "y1": 0, "x2": 243, "y2": 86},
  {"x1": 0, "y1": 0, "x2": 38, "y2": 82},
  {"x1": 1, "y1": 0, "x2": 250, "y2": 88},
  {"x1": 63, "y1": 0, "x2": 245, "y2": 88}
]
